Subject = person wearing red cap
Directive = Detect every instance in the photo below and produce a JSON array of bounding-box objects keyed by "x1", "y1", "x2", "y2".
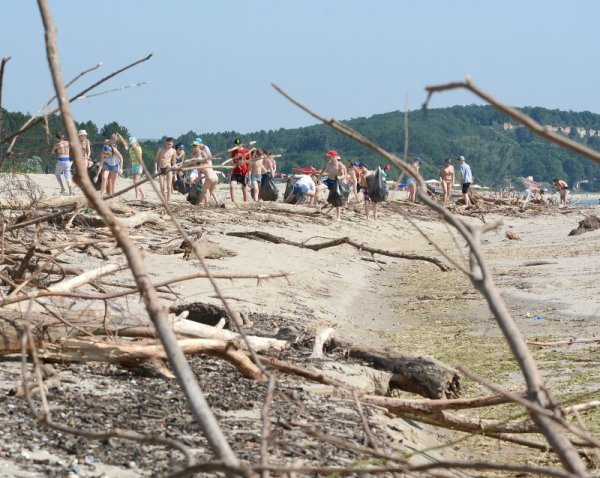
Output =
[
  {"x1": 319, "y1": 150, "x2": 348, "y2": 221},
  {"x1": 229, "y1": 138, "x2": 250, "y2": 202}
]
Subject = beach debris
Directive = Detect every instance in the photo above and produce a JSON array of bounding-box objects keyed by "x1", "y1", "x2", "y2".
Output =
[
  {"x1": 568, "y1": 214, "x2": 600, "y2": 236},
  {"x1": 505, "y1": 230, "x2": 520, "y2": 240},
  {"x1": 347, "y1": 346, "x2": 461, "y2": 399}
]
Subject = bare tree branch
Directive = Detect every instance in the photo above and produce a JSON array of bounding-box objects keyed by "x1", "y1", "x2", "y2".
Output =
[
  {"x1": 35, "y1": 1, "x2": 244, "y2": 474},
  {"x1": 0, "y1": 56, "x2": 12, "y2": 140}
]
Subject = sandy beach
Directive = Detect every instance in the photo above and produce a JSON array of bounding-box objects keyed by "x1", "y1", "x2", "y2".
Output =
[{"x1": 1, "y1": 173, "x2": 599, "y2": 476}]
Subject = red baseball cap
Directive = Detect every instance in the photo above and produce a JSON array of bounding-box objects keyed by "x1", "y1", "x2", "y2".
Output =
[{"x1": 326, "y1": 150, "x2": 339, "y2": 158}]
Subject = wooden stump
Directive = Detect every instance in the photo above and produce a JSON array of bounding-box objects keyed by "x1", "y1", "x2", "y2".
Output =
[{"x1": 348, "y1": 347, "x2": 461, "y2": 399}]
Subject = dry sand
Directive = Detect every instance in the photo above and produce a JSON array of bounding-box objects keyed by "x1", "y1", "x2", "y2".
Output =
[{"x1": 1, "y1": 173, "x2": 600, "y2": 476}]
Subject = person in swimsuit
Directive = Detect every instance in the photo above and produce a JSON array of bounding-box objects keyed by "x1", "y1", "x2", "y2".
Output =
[
  {"x1": 53, "y1": 132, "x2": 73, "y2": 195},
  {"x1": 347, "y1": 160, "x2": 361, "y2": 203},
  {"x1": 407, "y1": 156, "x2": 422, "y2": 203},
  {"x1": 128, "y1": 137, "x2": 145, "y2": 200},
  {"x1": 439, "y1": 157, "x2": 455, "y2": 204},
  {"x1": 319, "y1": 150, "x2": 348, "y2": 221},
  {"x1": 553, "y1": 178, "x2": 569, "y2": 206},
  {"x1": 95, "y1": 142, "x2": 123, "y2": 197},
  {"x1": 249, "y1": 149, "x2": 265, "y2": 201},
  {"x1": 155, "y1": 137, "x2": 176, "y2": 202},
  {"x1": 197, "y1": 140, "x2": 221, "y2": 206}
]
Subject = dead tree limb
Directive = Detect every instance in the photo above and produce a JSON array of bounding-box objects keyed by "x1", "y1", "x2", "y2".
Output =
[
  {"x1": 38, "y1": 337, "x2": 265, "y2": 381},
  {"x1": 227, "y1": 230, "x2": 450, "y2": 271},
  {"x1": 0, "y1": 56, "x2": 11, "y2": 139},
  {"x1": 271, "y1": 82, "x2": 589, "y2": 476},
  {"x1": 36, "y1": 1, "x2": 242, "y2": 473}
]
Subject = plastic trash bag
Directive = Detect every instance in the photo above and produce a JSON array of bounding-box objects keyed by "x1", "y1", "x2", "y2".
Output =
[
  {"x1": 186, "y1": 183, "x2": 202, "y2": 205},
  {"x1": 327, "y1": 178, "x2": 350, "y2": 207},
  {"x1": 259, "y1": 173, "x2": 279, "y2": 201},
  {"x1": 284, "y1": 176, "x2": 297, "y2": 200},
  {"x1": 367, "y1": 168, "x2": 389, "y2": 203},
  {"x1": 87, "y1": 163, "x2": 101, "y2": 191}
]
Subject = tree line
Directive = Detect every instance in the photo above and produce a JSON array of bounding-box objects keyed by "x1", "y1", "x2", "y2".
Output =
[{"x1": 2, "y1": 104, "x2": 600, "y2": 189}]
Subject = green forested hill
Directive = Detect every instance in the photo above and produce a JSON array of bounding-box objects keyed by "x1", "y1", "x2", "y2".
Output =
[{"x1": 3, "y1": 104, "x2": 600, "y2": 189}]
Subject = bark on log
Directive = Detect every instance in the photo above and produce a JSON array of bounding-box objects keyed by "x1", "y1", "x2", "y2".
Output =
[
  {"x1": 169, "y1": 317, "x2": 287, "y2": 352},
  {"x1": 348, "y1": 346, "x2": 461, "y2": 399},
  {"x1": 38, "y1": 337, "x2": 265, "y2": 380}
]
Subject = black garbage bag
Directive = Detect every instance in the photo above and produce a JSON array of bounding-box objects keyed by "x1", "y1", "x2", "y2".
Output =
[
  {"x1": 259, "y1": 173, "x2": 279, "y2": 201},
  {"x1": 186, "y1": 183, "x2": 202, "y2": 205},
  {"x1": 327, "y1": 178, "x2": 350, "y2": 207},
  {"x1": 87, "y1": 163, "x2": 101, "y2": 191},
  {"x1": 367, "y1": 168, "x2": 389, "y2": 203},
  {"x1": 284, "y1": 176, "x2": 297, "y2": 200},
  {"x1": 173, "y1": 175, "x2": 187, "y2": 195}
]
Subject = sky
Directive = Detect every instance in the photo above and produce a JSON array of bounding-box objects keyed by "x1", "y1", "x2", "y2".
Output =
[{"x1": 2, "y1": 0, "x2": 600, "y2": 140}]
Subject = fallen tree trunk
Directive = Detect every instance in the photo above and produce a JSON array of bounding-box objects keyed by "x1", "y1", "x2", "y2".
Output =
[
  {"x1": 348, "y1": 346, "x2": 461, "y2": 399},
  {"x1": 169, "y1": 316, "x2": 288, "y2": 352},
  {"x1": 227, "y1": 231, "x2": 450, "y2": 271},
  {"x1": 38, "y1": 337, "x2": 265, "y2": 380}
]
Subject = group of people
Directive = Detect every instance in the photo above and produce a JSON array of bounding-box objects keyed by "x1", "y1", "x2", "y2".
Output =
[
  {"x1": 285, "y1": 150, "x2": 388, "y2": 221},
  {"x1": 437, "y1": 155, "x2": 474, "y2": 207},
  {"x1": 52, "y1": 131, "x2": 572, "y2": 216}
]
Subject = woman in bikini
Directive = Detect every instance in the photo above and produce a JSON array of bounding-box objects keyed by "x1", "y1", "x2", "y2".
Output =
[
  {"x1": 407, "y1": 157, "x2": 422, "y2": 203},
  {"x1": 439, "y1": 157, "x2": 455, "y2": 204},
  {"x1": 198, "y1": 141, "x2": 221, "y2": 206}
]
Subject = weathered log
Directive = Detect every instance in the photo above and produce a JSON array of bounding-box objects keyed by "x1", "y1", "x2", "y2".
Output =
[
  {"x1": 0, "y1": 196, "x2": 134, "y2": 214},
  {"x1": 169, "y1": 316, "x2": 287, "y2": 352},
  {"x1": 38, "y1": 337, "x2": 265, "y2": 380},
  {"x1": 71, "y1": 211, "x2": 163, "y2": 229},
  {"x1": 348, "y1": 346, "x2": 461, "y2": 399}
]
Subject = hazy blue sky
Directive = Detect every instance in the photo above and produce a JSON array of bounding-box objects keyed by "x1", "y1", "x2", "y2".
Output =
[{"x1": 2, "y1": 0, "x2": 599, "y2": 139}]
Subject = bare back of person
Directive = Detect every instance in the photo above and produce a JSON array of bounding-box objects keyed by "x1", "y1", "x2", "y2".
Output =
[
  {"x1": 250, "y1": 155, "x2": 263, "y2": 176},
  {"x1": 54, "y1": 140, "x2": 70, "y2": 158},
  {"x1": 263, "y1": 156, "x2": 275, "y2": 174}
]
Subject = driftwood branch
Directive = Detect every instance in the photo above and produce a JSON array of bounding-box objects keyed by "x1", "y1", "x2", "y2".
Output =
[
  {"x1": 38, "y1": 337, "x2": 265, "y2": 381},
  {"x1": 227, "y1": 230, "x2": 450, "y2": 271}
]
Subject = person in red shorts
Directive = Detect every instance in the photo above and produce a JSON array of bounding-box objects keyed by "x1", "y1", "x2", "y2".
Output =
[{"x1": 229, "y1": 138, "x2": 250, "y2": 202}]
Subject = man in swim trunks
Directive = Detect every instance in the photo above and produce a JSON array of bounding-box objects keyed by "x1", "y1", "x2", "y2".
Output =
[
  {"x1": 319, "y1": 150, "x2": 348, "y2": 221},
  {"x1": 553, "y1": 178, "x2": 569, "y2": 206},
  {"x1": 439, "y1": 157, "x2": 455, "y2": 204},
  {"x1": 248, "y1": 149, "x2": 266, "y2": 201},
  {"x1": 229, "y1": 138, "x2": 250, "y2": 202},
  {"x1": 155, "y1": 137, "x2": 177, "y2": 202},
  {"x1": 53, "y1": 132, "x2": 73, "y2": 195}
]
